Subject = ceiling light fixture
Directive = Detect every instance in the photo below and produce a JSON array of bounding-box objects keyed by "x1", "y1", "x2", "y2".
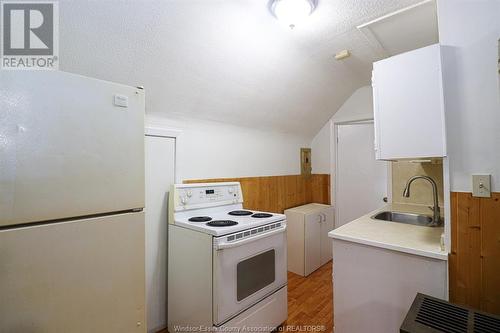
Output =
[{"x1": 270, "y1": 0, "x2": 317, "y2": 29}]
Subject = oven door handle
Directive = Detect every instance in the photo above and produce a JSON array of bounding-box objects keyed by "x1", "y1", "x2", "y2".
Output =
[{"x1": 214, "y1": 225, "x2": 287, "y2": 250}]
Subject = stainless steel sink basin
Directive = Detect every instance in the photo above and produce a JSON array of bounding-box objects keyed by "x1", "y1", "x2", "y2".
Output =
[{"x1": 371, "y1": 211, "x2": 441, "y2": 227}]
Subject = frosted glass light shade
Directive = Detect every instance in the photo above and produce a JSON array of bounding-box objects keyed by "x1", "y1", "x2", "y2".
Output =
[{"x1": 272, "y1": 0, "x2": 315, "y2": 29}]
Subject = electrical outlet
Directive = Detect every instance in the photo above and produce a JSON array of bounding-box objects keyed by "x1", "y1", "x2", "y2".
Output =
[{"x1": 472, "y1": 174, "x2": 491, "y2": 198}]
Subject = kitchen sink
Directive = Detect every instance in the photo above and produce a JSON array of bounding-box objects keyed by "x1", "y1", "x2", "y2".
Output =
[{"x1": 371, "y1": 211, "x2": 441, "y2": 227}]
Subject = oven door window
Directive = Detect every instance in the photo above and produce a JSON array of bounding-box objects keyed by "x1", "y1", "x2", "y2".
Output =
[{"x1": 237, "y1": 249, "x2": 275, "y2": 301}]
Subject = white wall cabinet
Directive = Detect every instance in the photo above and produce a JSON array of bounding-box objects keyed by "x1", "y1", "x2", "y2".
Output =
[
  {"x1": 285, "y1": 203, "x2": 334, "y2": 276},
  {"x1": 372, "y1": 44, "x2": 446, "y2": 160}
]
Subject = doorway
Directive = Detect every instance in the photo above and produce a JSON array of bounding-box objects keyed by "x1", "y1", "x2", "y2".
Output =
[
  {"x1": 335, "y1": 121, "x2": 388, "y2": 228},
  {"x1": 145, "y1": 134, "x2": 176, "y2": 333}
]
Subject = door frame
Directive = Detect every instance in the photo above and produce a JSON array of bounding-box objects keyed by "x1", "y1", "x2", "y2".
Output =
[
  {"x1": 144, "y1": 126, "x2": 179, "y2": 332},
  {"x1": 331, "y1": 118, "x2": 392, "y2": 228}
]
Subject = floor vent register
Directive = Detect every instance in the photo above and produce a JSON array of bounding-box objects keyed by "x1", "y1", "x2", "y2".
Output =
[{"x1": 401, "y1": 293, "x2": 500, "y2": 333}]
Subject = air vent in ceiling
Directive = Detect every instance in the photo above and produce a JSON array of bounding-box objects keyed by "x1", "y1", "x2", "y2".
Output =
[{"x1": 401, "y1": 293, "x2": 500, "y2": 333}]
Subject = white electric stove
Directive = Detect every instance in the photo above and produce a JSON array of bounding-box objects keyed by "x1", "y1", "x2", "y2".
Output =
[{"x1": 168, "y1": 182, "x2": 288, "y2": 333}]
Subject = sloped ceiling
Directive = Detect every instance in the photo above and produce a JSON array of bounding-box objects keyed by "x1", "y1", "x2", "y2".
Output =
[{"x1": 58, "y1": 0, "x2": 423, "y2": 137}]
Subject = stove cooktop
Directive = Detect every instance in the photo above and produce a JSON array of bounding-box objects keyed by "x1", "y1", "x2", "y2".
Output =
[
  {"x1": 206, "y1": 220, "x2": 238, "y2": 227},
  {"x1": 251, "y1": 213, "x2": 273, "y2": 218},
  {"x1": 174, "y1": 207, "x2": 285, "y2": 236},
  {"x1": 228, "y1": 210, "x2": 275, "y2": 218},
  {"x1": 228, "y1": 210, "x2": 253, "y2": 216},
  {"x1": 188, "y1": 216, "x2": 212, "y2": 222}
]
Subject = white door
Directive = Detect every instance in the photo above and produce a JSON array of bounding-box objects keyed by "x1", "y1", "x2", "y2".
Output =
[
  {"x1": 304, "y1": 213, "x2": 321, "y2": 275},
  {"x1": 336, "y1": 122, "x2": 388, "y2": 228},
  {"x1": 145, "y1": 135, "x2": 175, "y2": 333}
]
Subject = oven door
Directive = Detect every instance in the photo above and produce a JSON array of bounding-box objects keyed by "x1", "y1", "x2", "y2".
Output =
[{"x1": 212, "y1": 222, "x2": 287, "y2": 326}]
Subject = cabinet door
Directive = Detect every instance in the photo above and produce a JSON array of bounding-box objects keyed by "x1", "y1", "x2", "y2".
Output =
[
  {"x1": 320, "y1": 208, "x2": 335, "y2": 265},
  {"x1": 304, "y1": 213, "x2": 322, "y2": 276},
  {"x1": 285, "y1": 211, "x2": 306, "y2": 276},
  {"x1": 373, "y1": 44, "x2": 446, "y2": 160}
]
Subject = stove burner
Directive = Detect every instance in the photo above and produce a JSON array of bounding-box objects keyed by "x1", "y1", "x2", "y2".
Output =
[
  {"x1": 252, "y1": 213, "x2": 273, "y2": 218},
  {"x1": 228, "y1": 210, "x2": 253, "y2": 216},
  {"x1": 188, "y1": 216, "x2": 212, "y2": 222},
  {"x1": 207, "y1": 220, "x2": 238, "y2": 227}
]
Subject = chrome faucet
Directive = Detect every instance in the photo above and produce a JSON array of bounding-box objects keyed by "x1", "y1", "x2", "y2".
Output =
[{"x1": 403, "y1": 176, "x2": 441, "y2": 225}]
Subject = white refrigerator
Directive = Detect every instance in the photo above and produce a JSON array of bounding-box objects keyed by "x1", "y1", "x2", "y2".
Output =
[{"x1": 0, "y1": 71, "x2": 146, "y2": 332}]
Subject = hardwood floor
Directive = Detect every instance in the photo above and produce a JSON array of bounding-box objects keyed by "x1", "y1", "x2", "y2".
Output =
[
  {"x1": 283, "y1": 261, "x2": 333, "y2": 332},
  {"x1": 158, "y1": 261, "x2": 333, "y2": 333}
]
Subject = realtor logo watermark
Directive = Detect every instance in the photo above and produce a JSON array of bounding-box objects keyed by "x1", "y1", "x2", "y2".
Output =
[{"x1": 1, "y1": 1, "x2": 58, "y2": 69}]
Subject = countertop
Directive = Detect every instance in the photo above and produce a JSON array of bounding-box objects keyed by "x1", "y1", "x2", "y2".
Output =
[
  {"x1": 328, "y1": 204, "x2": 448, "y2": 260},
  {"x1": 285, "y1": 203, "x2": 332, "y2": 214}
]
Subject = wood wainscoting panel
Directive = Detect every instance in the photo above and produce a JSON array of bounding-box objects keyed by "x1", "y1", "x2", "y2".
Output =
[
  {"x1": 450, "y1": 192, "x2": 500, "y2": 314},
  {"x1": 480, "y1": 192, "x2": 500, "y2": 314},
  {"x1": 449, "y1": 192, "x2": 482, "y2": 308},
  {"x1": 184, "y1": 174, "x2": 330, "y2": 213}
]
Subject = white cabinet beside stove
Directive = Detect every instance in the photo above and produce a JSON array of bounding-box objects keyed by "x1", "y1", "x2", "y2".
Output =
[{"x1": 285, "y1": 203, "x2": 334, "y2": 276}]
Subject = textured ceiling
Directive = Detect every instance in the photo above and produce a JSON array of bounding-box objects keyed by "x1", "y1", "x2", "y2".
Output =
[{"x1": 58, "y1": 0, "x2": 422, "y2": 137}]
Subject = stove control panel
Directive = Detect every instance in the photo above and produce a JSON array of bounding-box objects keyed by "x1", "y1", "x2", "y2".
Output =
[{"x1": 171, "y1": 182, "x2": 243, "y2": 210}]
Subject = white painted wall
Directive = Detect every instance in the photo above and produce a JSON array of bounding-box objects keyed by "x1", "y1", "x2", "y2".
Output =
[
  {"x1": 310, "y1": 86, "x2": 374, "y2": 202},
  {"x1": 330, "y1": 86, "x2": 374, "y2": 123},
  {"x1": 438, "y1": 0, "x2": 500, "y2": 192},
  {"x1": 311, "y1": 85, "x2": 374, "y2": 175},
  {"x1": 311, "y1": 122, "x2": 331, "y2": 174},
  {"x1": 146, "y1": 116, "x2": 310, "y2": 181},
  {"x1": 311, "y1": 86, "x2": 374, "y2": 174}
]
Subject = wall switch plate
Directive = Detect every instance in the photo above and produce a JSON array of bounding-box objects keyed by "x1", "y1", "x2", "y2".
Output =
[{"x1": 472, "y1": 174, "x2": 491, "y2": 198}]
